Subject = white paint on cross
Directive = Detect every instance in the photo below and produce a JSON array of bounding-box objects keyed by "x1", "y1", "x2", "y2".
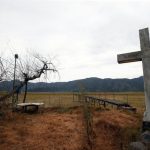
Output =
[{"x1": 117, "y1": 28, "x2": 150, "y2": 122}]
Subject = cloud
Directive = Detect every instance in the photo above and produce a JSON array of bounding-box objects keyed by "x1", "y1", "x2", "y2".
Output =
[{"x1": 0, "y1": 0, "x2": 149, "y2": 81}]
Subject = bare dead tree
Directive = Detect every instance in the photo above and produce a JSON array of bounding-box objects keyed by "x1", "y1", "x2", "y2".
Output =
[
  {"x1": 0, "y1": 53, "x2": 58, "y2": 105},
  {"x1": 21, "y1": 59, "x2": 57, "y2": 103},
  {"x1": 0, "y1": 57, "x2": 9, "y2": 81},
  {"x1": 0, "y1": 55, "x2": 15, "y2": 82}
]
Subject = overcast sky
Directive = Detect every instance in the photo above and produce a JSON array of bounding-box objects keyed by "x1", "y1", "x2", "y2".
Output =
[{"x1": 0, "y1": 0, "x2": 150, "y2": 82}]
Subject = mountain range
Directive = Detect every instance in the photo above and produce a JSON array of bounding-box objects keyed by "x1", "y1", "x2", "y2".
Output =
[{"x1": 0, "y1": 76, "x2": 144, "y2": 92}]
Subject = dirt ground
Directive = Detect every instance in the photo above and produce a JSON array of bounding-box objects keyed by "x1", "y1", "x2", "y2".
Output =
[{"x1": 0, "y1": 107, "x2": 140, "y2": 150}]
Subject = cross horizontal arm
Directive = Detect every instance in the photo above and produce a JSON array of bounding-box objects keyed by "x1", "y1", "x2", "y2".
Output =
[{"x1": 117, "y1": 51, "x2": 142, "y2": 64}]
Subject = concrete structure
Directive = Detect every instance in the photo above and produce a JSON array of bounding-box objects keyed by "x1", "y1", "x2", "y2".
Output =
[
  {"x1": 117, "y1": 28, "x2": 150, "y2": 130},
  {"x1": 17, "y1": 102, "x2": 44, "y2": 112},
  {"x1": 129, "y1": 142, "x2": 147, "y2": 150}
]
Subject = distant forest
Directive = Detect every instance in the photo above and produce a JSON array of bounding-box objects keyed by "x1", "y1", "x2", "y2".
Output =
[{"x1": 0, "y1": 76, "x2": 144, "y2": 92}]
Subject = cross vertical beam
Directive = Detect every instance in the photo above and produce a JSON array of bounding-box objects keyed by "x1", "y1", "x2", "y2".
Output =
[{"x1": 139, "y1": 28, "x2": 150, "y2": 123}]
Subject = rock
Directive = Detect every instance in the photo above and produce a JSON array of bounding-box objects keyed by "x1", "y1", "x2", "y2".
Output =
[
  {"x1": 141, "y1": 131, "x2": 150, "y2": 145},
  {"x1": 129, "y1": 142, "x2": 147, "y2": 150}
]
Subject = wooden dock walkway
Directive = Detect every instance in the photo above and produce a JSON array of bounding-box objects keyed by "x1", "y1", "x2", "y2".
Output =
[{"x1": 74, "y1": 94, "x2": 136, "y2": 112}]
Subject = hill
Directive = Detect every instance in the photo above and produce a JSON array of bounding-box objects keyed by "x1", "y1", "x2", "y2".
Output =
[{"x1": 0, "y1": 76, "x2": 144, "y2": 92}]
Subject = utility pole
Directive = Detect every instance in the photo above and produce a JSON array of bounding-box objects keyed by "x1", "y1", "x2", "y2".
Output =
[{"x1": 12, "y1": 54, "x2": 18, "y2": 110}]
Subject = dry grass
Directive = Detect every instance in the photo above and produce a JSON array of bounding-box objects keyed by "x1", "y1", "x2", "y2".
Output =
[
  {"x1": 0, "y1": 107, "x2": 141, "y2": 150},
  {"x1": 0, "y1": 92, "x2": 144, "y2": 149},
  {"x1": 17, "y1": 92, "x2": 81, "y2": 108},
  {"x1": 0, "y1": 108, "x2": 87, "y2": 150},
  {"x1": 93, "y1": 109, "x2": 141, "y2": 150},
  {"x1": 0, "y1": 92, "x2": 144, "y2": 110}
]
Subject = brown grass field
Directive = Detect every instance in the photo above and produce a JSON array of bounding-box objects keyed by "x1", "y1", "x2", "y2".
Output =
[
  {"x1": 8, "y1": 92, "x2": 145, "y2": 109},
  {"x1": 0, "y1": 92, "x2": 145, "y2": 150},
  {"x1": 0, "y1": 92, "x2": 145, "y2": 109}
]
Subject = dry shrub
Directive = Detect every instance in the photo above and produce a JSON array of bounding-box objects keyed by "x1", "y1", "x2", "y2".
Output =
[{"x1": 0, "y1": 98, "x2": 11, "y2": 120}]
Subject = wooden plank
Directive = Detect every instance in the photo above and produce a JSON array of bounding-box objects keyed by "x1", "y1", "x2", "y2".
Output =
[
  {"x1": 85, "y1": 96, "x2": 128, "y2": 107},
  {"x1": 17, "y1": 102, "x2": 44, "y2": 106},
  {"x1": 117, "y1": 51, "x2": 142, "y2": 63}
]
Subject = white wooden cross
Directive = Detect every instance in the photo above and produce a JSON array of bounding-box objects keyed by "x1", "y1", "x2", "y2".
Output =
[{"x1": 117, "y1": 28, "x2": 150, "y2": 127}]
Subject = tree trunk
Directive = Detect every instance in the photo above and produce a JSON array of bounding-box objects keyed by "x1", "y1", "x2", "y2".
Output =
[{"x1": 23, "y1": 82, "x2": 28, "y2": 103}]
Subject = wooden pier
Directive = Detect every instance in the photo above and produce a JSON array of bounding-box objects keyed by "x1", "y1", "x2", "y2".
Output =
[{"x1": 74, "y1": 94, "x2": 136, "y2": 112}]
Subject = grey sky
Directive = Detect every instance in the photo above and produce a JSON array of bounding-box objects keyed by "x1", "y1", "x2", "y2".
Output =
[{"x1": 0, "y1": 0, "x2": 150, "y2": 81}]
